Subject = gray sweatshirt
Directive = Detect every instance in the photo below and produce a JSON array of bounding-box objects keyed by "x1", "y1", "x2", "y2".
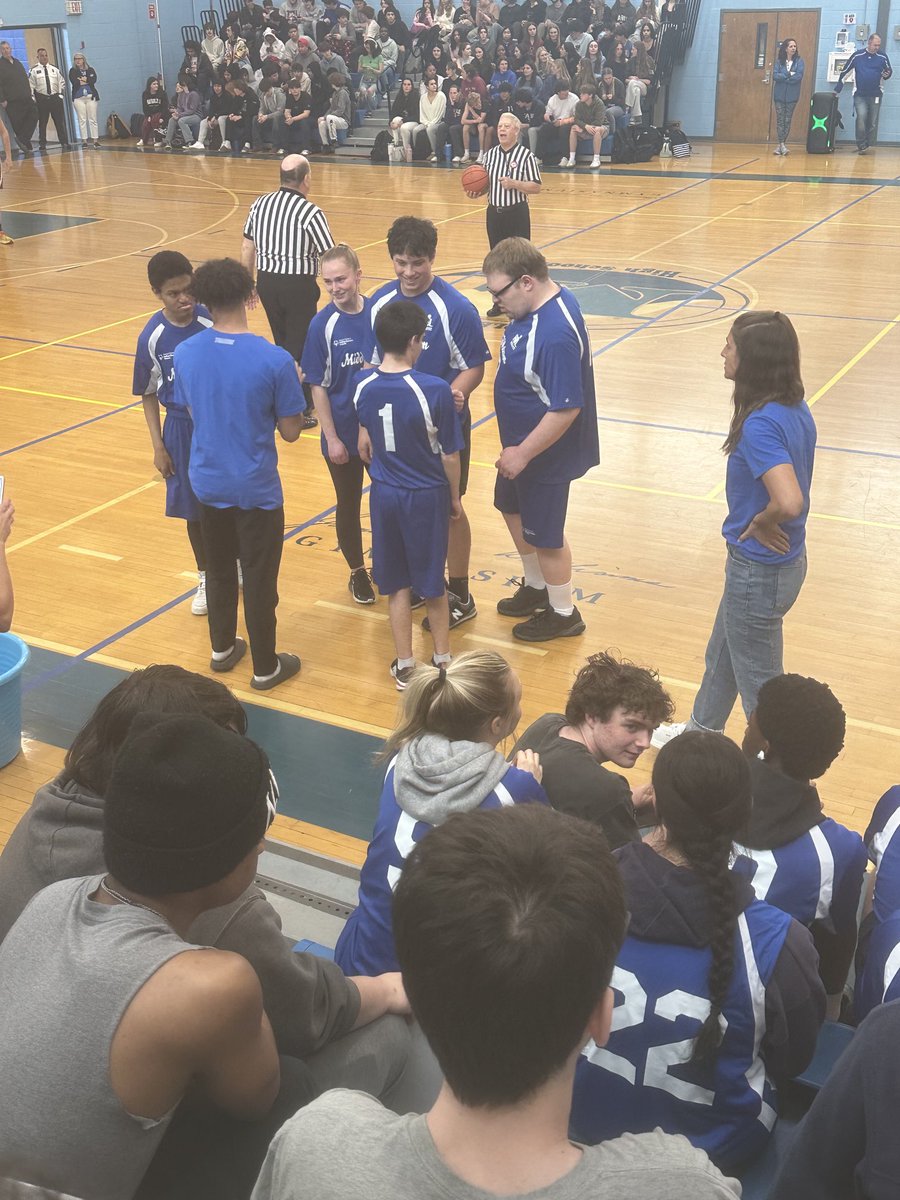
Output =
[
  {"x1": 0, "y1": 774, "x2": 361, "y2": 1058},
  {"x1": 392, "y1": 733, "x2": 511, "y2": 824},
  {"x1": 326, "y1": 84, "x2": 352, "y2": 123}
]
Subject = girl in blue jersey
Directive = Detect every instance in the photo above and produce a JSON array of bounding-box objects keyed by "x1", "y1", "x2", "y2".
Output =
[
  {"x1": 654, "y1": 311, "x2": 816, "y2": 745},
  {"x1": 571, "y1": 731, "x2": 824, "y2": 1170},
  {"x1": 853, "y1": 785, "x2": 900, "y2": 1020},
  {"x1": 335, "y1": 650, "x2": 548, "y2": 975},
  {"x1": 732, "y1": 673, "x2": 866, "y2": 1021}
]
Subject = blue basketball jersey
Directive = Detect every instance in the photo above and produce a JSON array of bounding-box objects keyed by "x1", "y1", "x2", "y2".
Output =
[
  {"x1": 300, "y1": 298, "x2": 378, "y2": 456},
  {"x1": 865, "y1": 786, "x2": 900, "y2": 922},
  {"x1": 368, "y1": 276, "x2": 491, "y2": 384},
  {"x1": 334, "y1": 758, "x2": 548, "y2": 976},
  {"x1": 855, "y1": 911, "x2": 900, "y2": 1021},
  {"x1": 353, "y1": 368, "x2": 464, "y2": 490},
  {"x1": 494, "y1": 286, "x2": 600, "y2": 483},
  {"x1": 132, "y1": 306, "x2": 213, "y2": 409},
  {"x1": 571, "y1": 900, "x2": 792, "y2": 1170},
  {"x1": 732, "y1": 819, "x2": 866, "y2": 937}
]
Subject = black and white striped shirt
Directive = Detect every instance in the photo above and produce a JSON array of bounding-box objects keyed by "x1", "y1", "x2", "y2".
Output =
[
  {"x1": 482, "y1": 143, "x2": 542, "y2": 208},
  {"x1": 243, "y1": 186, "x2": 335, "y2": 276}
]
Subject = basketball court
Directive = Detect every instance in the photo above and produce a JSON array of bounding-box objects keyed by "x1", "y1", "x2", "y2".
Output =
[{"x1": 2, "y1": 142, "x2": 899, "y2": 864}]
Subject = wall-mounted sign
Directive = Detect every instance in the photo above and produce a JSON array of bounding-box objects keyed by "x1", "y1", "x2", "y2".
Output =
[{"x1": 65, "y1": 0, "x2": 83, "y2": 12}]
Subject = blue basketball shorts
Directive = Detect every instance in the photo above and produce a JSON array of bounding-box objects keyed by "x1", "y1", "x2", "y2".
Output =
[
  {"x1": 162, "y1": 406, "x2": 202, "y2": 523},
  {"x1": 370, "y1": 482, "x2": 450, "y2": 597},
  {"x1": 493, "y1": 473, "x2": 571, "y2": 549}
]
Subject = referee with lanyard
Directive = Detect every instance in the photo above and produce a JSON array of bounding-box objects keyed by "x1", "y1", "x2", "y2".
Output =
[
  {"x1": 470, "y1": 112, "x2": 542, "y2": 319},
  {"x1": 241, "y1": 153, "x2": 334, "y2": 427},
  {"x1": 28, "y1": 48, "x2": 71, "y2": 151}
]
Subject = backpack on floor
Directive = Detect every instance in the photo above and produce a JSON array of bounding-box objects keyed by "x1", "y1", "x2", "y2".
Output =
[
  {"x1": 106, "y1": 111, "x2": 131, "y2": 139},
  {"x1": 130, "y1": 112, "x2": 144, "y2": 138},
  {"x1": 611, "y1": 126, "x2": 636, "y2": 164},
  {"x1": 664, "y1": 121, "x2": 691, "y2": 158},
  {"x1": 413, "y1": 127, "x2": 431, "y2": 160},
  {"x1": 633, "y1": 126, "x2": 663, "y2": 162},
  {"x1": 370, "y1": 129, "x2": 391, "y2": 162}
]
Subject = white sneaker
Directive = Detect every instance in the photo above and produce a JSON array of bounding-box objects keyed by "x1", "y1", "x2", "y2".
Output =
[
  {"x1": 451, "y1": 155, "x2": 460, "y2": 163},
  {"x1": 189, "y1": 141, "x2": 205, "y2": 150},
  {"x1": 476, "y1": 152, "x2": 485, "y2": 164},
  {"x1": 650, "y1": 721, "x2": 687, "y2": 750},
  {"x1": 221, "y1": 140, "x2": 231, "y2": 151},
  {"x1": 460, "y1": 151, "x2": 471, "y2": 163},
  {"x1": 428, "y1": 153, "x2": 437, "y2": 161},
  {"x1": 590, "y1": 155, "x2": 601, "y2": 168},
  {"x1": 136, "y1": 139, "x2": 144, "y2": 147},
  {"x1": 191, "y1": 572, "x2": 208, "y2": 616}
]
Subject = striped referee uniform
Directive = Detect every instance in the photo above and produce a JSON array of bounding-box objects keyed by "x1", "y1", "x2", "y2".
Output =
[
  {"x1": 242, "y1": 177, "x2": 335, "y2": 410},
  {"x1": 481, "y1": 142, "x2": 542, "y2": 247}
]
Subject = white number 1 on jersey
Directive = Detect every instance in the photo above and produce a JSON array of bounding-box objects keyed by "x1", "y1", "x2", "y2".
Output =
[{"x1": 378, "y1": 404, "x2": 396, "y2": 453}]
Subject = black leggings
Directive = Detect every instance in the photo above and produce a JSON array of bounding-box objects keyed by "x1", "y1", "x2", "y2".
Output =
[
  {"x1": 186, "y1": 519, "x2": 207, "y2": 571},
  {"x1": 325, "y1": 455, "x2": 366, "y2": 570}
]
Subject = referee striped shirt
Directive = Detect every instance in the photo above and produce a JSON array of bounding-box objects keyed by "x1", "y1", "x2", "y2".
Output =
[
  {"x1": 243, "y1": 186, "x2": 335, "y2": 276},
  {"x1": 482, "y1": 143, "x2": 542, "y2": 208}
]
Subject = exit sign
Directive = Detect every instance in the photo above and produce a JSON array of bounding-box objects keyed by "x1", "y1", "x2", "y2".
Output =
[{"x1": 65, "y1": 0, "x2": 83, "y2": 12}]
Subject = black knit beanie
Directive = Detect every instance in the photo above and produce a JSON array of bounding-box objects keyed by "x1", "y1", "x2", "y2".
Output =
[{"x1": 103, "y1": 712, "x2": 271, "y2": 896}]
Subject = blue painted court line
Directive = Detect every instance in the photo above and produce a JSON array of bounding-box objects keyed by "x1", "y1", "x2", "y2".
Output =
[
  {"x1": 0, "y1": 333, "x2": 134, "y2": 358},
  {"x1": 592, "y1": 181, "x2": 891, "y2": 361},
  {"x1": 21, "y1": 412, "x2": 503, "y2": 696},
  {"x1": 597, "y1": 414, "x2": 900, "y2": 462},
  {"x1": 1, "y1": 401, "x2": 142, "y2": 459}
]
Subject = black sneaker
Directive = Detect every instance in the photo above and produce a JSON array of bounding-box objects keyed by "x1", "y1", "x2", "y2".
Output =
[
  {"x1": 349, "y1": 569, "x2": 376, "y2": 604},
  {"x1": 423, "y1": 591, "x2": 477, "y2": 632},
  {"x1": 391, "y1": 659, "x2": 416, "y2": 690},
  {"x1": 409, "y1": 590, "x2": 426, "y2": 611},
  {"x1": 497, "y1": 579, "x2": 549, "y2": 617},
  {"x1": 512, "y1": 606, "x2": 585, "y2": 642}
]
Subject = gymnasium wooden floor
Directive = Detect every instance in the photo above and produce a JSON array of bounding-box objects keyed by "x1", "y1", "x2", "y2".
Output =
[{"x1": 2, "y1": 140, "x2": 899, "y2": 860}]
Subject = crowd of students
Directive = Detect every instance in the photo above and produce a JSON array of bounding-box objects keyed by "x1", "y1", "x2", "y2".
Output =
[{"x1": 126, "y1": 0, "x2": 677, "y2": 161}]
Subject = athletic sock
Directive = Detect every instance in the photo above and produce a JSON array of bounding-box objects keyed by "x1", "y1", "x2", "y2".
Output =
[
  {"x1": 433, "y1": 651, "x2": 452, "y2": 665},
  {"x1": 521, "y1": 553, "x2": 546, "y2": 590},
  {"x1": 448, "y1": 575, "x2": 469, "y2": 603},
  {"x1": 211, "y1": 645, "x2": 235, "y2": 662},
  {"x1": 547, "y1": 581, "x2": 574, "y2": 616},
  {"x1": 397, "y1": 656, "x2": 415, "y2": 669},
  {"x1": 567, "y1": 154, "x2": 575, "y2": 164},
  {"x1": 253, "y1": 662, "x2": 282, "y2": 685}
]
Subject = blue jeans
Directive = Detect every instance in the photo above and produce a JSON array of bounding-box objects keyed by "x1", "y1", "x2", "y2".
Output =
[
  {"x1": 688, "y1": 544, "x2": 807, "y2": 732},
  {"x1": 166, "y1": 113, "x2": 200, "y2": 145},
  {"x1": 853, "y1": 93, "x2": 877, "y2": 147}
]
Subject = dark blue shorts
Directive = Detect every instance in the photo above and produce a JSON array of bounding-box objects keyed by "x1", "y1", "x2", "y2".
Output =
[
  {"x1": 370, "y1": 482, "x2": 449, "y2": 598},
  {"x1": 494, "y1": 473, "x2": 571, "y2": 549},
  {"x1": 162, "y1": 407, "x2": 201, "y2": 523}
]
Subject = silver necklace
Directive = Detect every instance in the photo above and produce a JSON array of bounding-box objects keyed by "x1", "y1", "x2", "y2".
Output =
[{"x1": 99, "y1": 876, "x2": 168, "y2": 924}]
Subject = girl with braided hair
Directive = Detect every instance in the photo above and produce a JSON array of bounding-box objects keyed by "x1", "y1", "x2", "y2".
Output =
[
  {"x1": 335, "y1": 650, "x2": 547, "y2": 976},
  {"x1": 571, "y1": 730, "x2": 824, "y2": 1170}
]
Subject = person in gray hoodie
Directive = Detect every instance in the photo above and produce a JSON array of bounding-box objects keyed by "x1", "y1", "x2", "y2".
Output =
[
  {"x1": 317, "y1": 69, "x2": 352, "y2": 149},
  {"x1": 334, "y1": 649, "x2": 548, "y2": 975},
  {"x1": 0, "y1": 663, "x2": 416, "y2": 1102}
]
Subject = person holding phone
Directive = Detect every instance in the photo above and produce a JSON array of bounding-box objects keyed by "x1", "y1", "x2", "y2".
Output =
[{"x1": 0, "y1": 483, "x2": 14, "y2": 631}]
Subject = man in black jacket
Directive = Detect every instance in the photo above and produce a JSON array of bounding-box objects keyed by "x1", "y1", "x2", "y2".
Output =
[{"x1": 0, "y1": 41, "x2": 38, "y2": 152}]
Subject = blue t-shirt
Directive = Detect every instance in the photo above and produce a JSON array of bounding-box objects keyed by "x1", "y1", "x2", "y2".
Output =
[
  {"x1": 722, "y1": 401, "x2": 816, "y2": 564},
  {"x1": 300, "y1": 298, "x2": 377, "y2": 457},
  {"x1": 369, "y1": 276, "x2": 491, "y2": 387},
  {"x1": 494, "y1": 286, "x2": 600, "y2": 484},
  {"x1": 353, "y1": 367, "x2": 464, "y2": 490},
  {"x1": 174, "y1": 329, "x2": 305, "y2": 510},
  {"x1": 132, "y1": 307, "x2": 213, "y2": 409},
  {"x1": 334, "y1": 754, "x2": 549, "y2": 976}
]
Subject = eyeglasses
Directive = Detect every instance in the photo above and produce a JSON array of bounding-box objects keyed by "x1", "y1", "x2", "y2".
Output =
[{"x1": 487, "y1": 275, "x2": 522, "y2": 301}]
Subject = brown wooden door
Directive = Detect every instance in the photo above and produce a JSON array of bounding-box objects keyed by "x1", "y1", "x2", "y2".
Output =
[{"x1": 715, "y1": 9, "x2": 820, "y2": 143}]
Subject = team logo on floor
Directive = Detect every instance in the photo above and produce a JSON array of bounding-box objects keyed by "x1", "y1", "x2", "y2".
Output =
[{"x1": 453, "y1": 263, "x2": 751, "y2": 331}]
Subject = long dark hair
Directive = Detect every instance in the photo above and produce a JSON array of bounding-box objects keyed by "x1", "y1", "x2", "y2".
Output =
[
  {"x1": 652, "y1": 731, "x2": 752, "y2": 1064},
  {"x1": 777, "y1": 37, "x2": 799, "y2": 64},
  {"x1": 723, "y1": 310, "x2": 804, "y2": 454},
  {"x1": 64, "y1": 664, "x2": 247, "y2": 795}
]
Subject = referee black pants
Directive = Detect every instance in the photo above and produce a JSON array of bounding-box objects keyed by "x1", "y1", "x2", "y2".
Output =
[
  {"x1": 487, "y1": 202, "x2": 531, "y2": 248},
  {"x1": 199, "y1": 504, "x2": 285, "y2": 678},
  {"x1": 35, "y1": 93, "x2": 69, "y2": 146},
  {"x1": 256, "y1": 270, "x2": 320, "y2": 410}
]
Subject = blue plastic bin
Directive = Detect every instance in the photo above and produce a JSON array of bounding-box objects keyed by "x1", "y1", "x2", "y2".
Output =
[{"x1": 0, "y1": 633, "x2": 29, "y2": 767}]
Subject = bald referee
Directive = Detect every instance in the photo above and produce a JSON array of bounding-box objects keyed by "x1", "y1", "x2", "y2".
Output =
[
  {"x1": 241, "y1": 153, "x2": 335, "y2": 426},
  {"x1": 468, "y1": 113, "x2": 541, "y2": 319}
]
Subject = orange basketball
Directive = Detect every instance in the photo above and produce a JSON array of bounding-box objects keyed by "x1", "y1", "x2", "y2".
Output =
[{"x1": 461, "y1": 164, "x2": 489, "y2": 196}]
